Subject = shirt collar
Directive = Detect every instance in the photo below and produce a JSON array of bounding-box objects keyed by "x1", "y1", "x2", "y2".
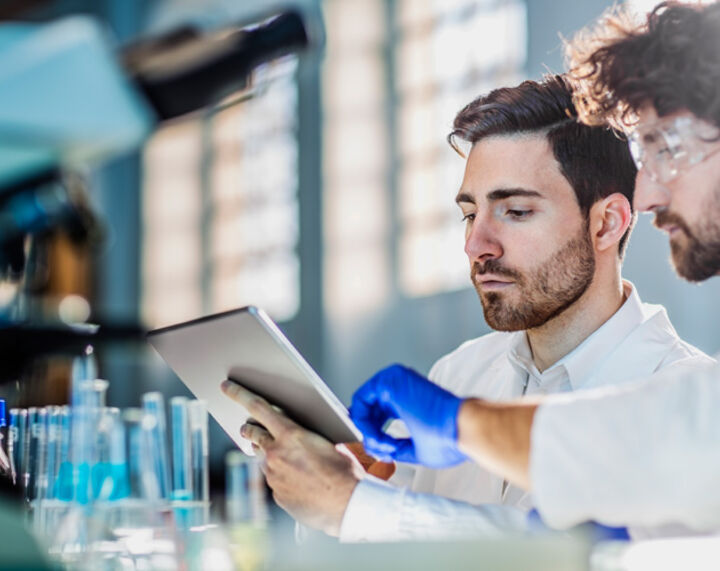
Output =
[
  {"x1": 506, "y1": 332, "x2": 536, "y2": 388},
  {"x1": 506, "y1": 281, "x2": 646, "y2": 391},
  {"x1": 557, "y1": 280, "x2": 645, "y2": 390},
  {"x1": 508, "y1": 331, "x2": 571, "y2": 393}
]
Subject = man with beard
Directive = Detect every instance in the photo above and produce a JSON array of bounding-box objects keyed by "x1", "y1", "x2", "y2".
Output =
[
  {"x1": 222, "y1": 74, "x2": 713, "y2": 540},
  {"x1": 346, "y1": 1, "x2": 720, "y2": 534}
]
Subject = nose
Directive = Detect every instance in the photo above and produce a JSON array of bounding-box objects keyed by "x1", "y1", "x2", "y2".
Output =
[
  {"x1": 464, "y1": 217, "x2": 502, "y2": 263},
  {"x1": 633, "y1": 169, "x2": 671, "y2": 213}
]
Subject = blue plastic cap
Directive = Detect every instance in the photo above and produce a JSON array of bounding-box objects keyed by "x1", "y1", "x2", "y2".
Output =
[{"x1": 0, "y1": 399, "x2": 6, "y2": 427}]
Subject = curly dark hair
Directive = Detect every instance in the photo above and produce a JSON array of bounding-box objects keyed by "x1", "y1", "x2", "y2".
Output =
[
  {"x1": 566, "y1": 1, "x2": 720, "y2": 131},
  {"x1": 448, "y1": 75, "x2": 637, "y2": 256}
]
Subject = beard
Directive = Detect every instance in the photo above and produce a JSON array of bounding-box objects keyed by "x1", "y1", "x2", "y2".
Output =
[
  {"x1": 472, "y1": 225, "x2": 596, "y2": 331},
  {"x1": 655, "y1": 203, "x2": 720, "y2": 283}
]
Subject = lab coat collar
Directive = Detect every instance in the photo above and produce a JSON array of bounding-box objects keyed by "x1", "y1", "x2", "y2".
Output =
[
  {"x1": 507, "y1": 281, "x2": 654, "y2": 391},
  {"x1": 560, "y1": 281, "x2": 646, "y2": 390}
]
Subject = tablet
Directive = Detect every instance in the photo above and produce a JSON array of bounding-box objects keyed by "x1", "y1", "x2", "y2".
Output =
[{"x1": 147, "y1": 306, "x2": 362, "y2": 452}]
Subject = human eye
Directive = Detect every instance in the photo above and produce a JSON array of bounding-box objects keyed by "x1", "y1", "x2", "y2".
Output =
[
  {"x1": 461, "y1": 212, "x2": 476, "y2": 223},
  {"x1": 497, "y1": 207, "x2": 533, "y2": 221}
]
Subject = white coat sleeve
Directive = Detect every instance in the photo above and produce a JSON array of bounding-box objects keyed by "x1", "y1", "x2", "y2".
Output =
[
  {"x1": 338, "y1": 479, "x2": 528, "y2": 542},
  {"x1": 531, "y1": 360, "x2": 720, "y2": 531}
]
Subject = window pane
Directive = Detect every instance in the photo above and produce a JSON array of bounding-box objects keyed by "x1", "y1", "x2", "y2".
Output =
[
  {"x1": 323, "y1": 0, "x2": 390, "y2": 319},
  {"x1": 208, "y1": 60, "x2": 300, "y2": 321},
  {"x1": 142, "y1": 120, "x2": 203, "y2": 328},
  {"x1": 142, "y1": 59, "x2": 300, "y2": 327},
  {"x1": 397, "y1": 0, "x2": 527, "y2": 297}
]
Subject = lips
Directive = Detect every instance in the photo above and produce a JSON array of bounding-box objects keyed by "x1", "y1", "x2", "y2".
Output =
[
  {"x1": 662, "y1": 224, "x2": 686, "y2": 238},
  {"x1": 474, "y1": 274, "x2": 514, "y2": 289}
]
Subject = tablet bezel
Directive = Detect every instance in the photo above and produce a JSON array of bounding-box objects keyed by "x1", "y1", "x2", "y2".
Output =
[{"x1": 147, "y1": 306, "x2": 362, "y2": 451}]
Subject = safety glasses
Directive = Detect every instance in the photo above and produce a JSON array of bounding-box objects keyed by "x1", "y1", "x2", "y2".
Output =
[{"x1": 628, "y1": 115, "x2": 720, "y2": 183}]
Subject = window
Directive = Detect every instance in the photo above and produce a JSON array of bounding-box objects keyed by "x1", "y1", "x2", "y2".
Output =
[
  {"x1": 142, "y1": 60, "x2": 300, "y2": 328},
  {"x1": 396, "y1": 0, "x2": 527, "y2": 296},
  {"x1": 626, "y1": 0, "x2": 715, "y2": 15},
  {"x1": 322, "y1": 0, "x2": 528, "y2": 316},
  {"x1": 322, "y1": 0, "x2": 391, "y2": 318}
]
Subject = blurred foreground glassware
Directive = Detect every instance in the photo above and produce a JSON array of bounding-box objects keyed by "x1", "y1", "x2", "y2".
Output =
[
  {"x1": 27, "y1": 407, "x2": 48, "y2": 503},
  {"x1": 188, "y1": 400, "x2": 209, "y2": 526},
  {"x1": 142, "y1": 392, "x2": 171, "y2": 500},
  {"x1": 70, "y1": 377, "x2": 108, "y2": 504},
  {"x1": 0, "y1": 398, "x2": 9, "y2": 476},
  {"x1": 170, "y1": 396, "x2": 192, "y2": 499},
  {"x1": 166, "y1": 399, "x2": 211, "y2": 533},
  {"x1": 55, "y1": 406, "x2": 73, "y2": 501},
  {"x1": 92, "y1": 407, "x2": 127, "y2": 501},
  {"x1": 124, "y1": 407, "x2": 162, "y2": 504},
  {"x1": 9, "y1": 408, "x2": 28, "y2": 490},
  {"x1": 32, "y1": 406, "x2": 63, "y2": 539},
  {"x1": 170, "y1": 396, "x2": 210, "y2": 532},
  {"x1": 30, "y1": 408, "x2": 49, "y2": 502},
  {"x1": 44, "y1": 406, "x2": 62, "y2": 500},
  {"x1": 226, "y1": 451, "x2": 269, "y2": 571}
]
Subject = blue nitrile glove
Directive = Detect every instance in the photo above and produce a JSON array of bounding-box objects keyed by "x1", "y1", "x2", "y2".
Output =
[
  {"x1": 350, "y1": 364, "x2": 468, "y2": 468},
  {"x1": 585, "y1": 522, "x2": 631, "y2": 542}
]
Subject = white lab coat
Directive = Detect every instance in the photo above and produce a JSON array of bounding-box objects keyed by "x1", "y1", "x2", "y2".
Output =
[{"x1": 340, "y1": 283, "x2": 714, "y2": 541}]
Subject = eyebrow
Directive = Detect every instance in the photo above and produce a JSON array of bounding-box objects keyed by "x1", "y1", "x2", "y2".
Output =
[{"x1": 455, "y1": 188, "x2": 544, "y2": 204}]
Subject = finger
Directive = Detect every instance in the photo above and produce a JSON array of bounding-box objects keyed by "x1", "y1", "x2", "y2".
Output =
[
  {"x1": 221, "y1": 380, "x2": 296, "y2": 436},
  {"x1": 362, "y1": 433, "x2": 408, "y2": 461},
  {"x1": 350, "y1": 397, "x2": 401, "y2": 451},
  {"x1": 240, "y1": 422, "x2": 274, "y2": 450},
  {"x1": 384, "y1": 438, "x2": 418, "y2": 464},
  {"x1": 350, "y1": 370, "x2": 403, "y2": 427}
]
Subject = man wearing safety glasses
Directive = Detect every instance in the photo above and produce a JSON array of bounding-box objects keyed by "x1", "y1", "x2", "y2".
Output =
[
  {"x1": 629, "y1": 115, "x2": 720, "y2": 282},
  {"x1": 348, "y1": 1, "x2": 720, "y2": 533}
]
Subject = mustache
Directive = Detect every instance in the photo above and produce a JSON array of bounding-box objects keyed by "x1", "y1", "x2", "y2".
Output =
[
  {"x1": 654, "y1": 210, "x2": 695, "y2": 238},
  {"x1": 472, "y1": 259, "x2": 521, "y2": 280}
]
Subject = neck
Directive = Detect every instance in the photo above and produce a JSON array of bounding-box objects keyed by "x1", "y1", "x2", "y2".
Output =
[{"x1": 526, "y1": 266, "x2": 626, "y2": 373}]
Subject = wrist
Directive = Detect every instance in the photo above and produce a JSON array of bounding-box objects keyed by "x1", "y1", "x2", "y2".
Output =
[
  {"x1": 324, "y1": 476, "x2": 359, "y2": 537},
  {"x1": 456, "y1": 398, "x2": 483, "y2": 454}
]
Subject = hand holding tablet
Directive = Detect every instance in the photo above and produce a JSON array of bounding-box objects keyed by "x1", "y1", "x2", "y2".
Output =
[{"x1": 147, "y1": 306, "x2": 361, "y2": 454}]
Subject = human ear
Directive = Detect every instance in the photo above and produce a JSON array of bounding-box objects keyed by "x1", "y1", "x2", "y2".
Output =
[{"x1": 590, "y1": 193, "x2": 633, "y2": 253}]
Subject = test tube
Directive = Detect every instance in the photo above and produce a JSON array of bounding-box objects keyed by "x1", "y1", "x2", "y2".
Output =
[
  {"x1": 82, "y1": 379, "x2": 109, "y2": 410},
  {"x1": 69, "y1": 351, "x2": 102, "y2": 505},
  {"x1": 58, "y1": 406, "x2": 71, "y2": 464},
  {"x1": 44, "y1": 406, "x2": 62, "y2": 500},
  {"x1": 141, "y1": 392, "x2": 171, "y2": 499},
  {"x1": 30, "y1": 408, "x2": 49, "y2": 502},
  {"x1": 70, "y1": 348, "x2": 98, "y2": 406},
  {"x1": 188, "y1": 400, "x2": 209, "y2": 522},
  {"x1": 124, "y1": 408, "x2": 160, "y2": 501},
  {"x1": 54, "y1": 406, "x2": 73, "y2": 500},
  {"x1": 9, "y1": 408, "x2": 28, "y2": 486},
  {"x1": 24, "y1": 408, "x2": 40, "y2": 499},
  {"x1": 93, "y1": 407, "x2": 121, "y2": 501},
  {"x1": 225, "y1": 451, "x2": 268, "y2": 526},
  {"x1": 170, "y1": 397, "x2": 192, "y2": 498},
  {"x1": 108, "y1": 408, "x2": 128, "y2": 501},
  {"x1": 0, "y1": 399, "x2": 9, "y2": 476}
]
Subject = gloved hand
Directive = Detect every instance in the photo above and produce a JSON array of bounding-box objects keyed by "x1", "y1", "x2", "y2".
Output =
[{"x1": 350, "y1": 364, "x2": 468, "y2": 468}]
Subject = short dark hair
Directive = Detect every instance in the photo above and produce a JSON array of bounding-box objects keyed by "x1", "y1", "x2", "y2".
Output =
[
  {"x1": 448, "y1": 75, "x2": 638, "y2": 256},
  {"x1": 566, "y1": 2, "x2": 720, "y2": 130}
]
